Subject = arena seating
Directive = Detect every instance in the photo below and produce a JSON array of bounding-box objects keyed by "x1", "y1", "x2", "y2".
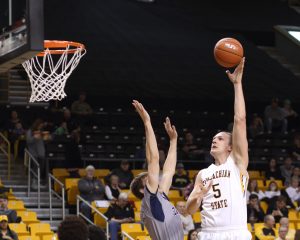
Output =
[{"x1": 1, "y1": 103, "x2": 300, "y2": 240}]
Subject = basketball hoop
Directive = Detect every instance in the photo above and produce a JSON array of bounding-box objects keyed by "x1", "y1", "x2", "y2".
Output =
[{"x1": 22, "y1": 40, "x2": 86, "y2": 102}]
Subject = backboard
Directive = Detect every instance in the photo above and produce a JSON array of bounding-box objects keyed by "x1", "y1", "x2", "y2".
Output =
[{"x1": 0, "y1": 0, "x2": 44, "y2": 73}]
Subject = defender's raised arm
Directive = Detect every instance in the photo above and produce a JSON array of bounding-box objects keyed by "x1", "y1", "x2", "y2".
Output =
[
  {"x1": 132, "y1": 100, "x2": 159, "y2": 193},
  {"x1": 160, "y1": 117, "x2": 178, "y2": 195}
]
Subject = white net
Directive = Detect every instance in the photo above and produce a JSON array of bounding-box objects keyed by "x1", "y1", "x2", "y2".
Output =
[{"x1": 22, "y1": 44, "x2": 86, "y2": 102}]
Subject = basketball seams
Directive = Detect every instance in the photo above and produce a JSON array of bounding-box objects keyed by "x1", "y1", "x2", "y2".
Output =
[
  {"x1": 214, "y1": 54, "x2": 236, "y2": 68},
  {"x1": 215, "y1": 46, "x2": 243, "y2": 58}
]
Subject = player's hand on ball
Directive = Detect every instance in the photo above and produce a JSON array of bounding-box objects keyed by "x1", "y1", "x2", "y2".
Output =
[
  {"x1": 164, "y1": 117, "x2": 177, "y2": 141},
  {"x1": 226, "y1": 57, "x2": 245, "y2": 84},
  {"x1": 132, "y1": 100, "x2": 151, "y2": 124}
]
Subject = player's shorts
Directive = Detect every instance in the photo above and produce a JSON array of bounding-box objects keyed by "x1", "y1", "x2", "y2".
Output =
[{"x1": 197, "y1": 229, "x2": 252, "y2": 240}]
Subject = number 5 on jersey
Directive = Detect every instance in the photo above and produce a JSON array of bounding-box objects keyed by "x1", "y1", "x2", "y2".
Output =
[{"x1": 212, "y1": 183, "x2": 221, "y2": 198}]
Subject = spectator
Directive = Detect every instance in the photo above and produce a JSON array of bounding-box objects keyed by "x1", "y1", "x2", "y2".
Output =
[
  {"x1": 187, "y1": 229, "x2": 198, "y2": 240},
  {"x1": 181, "y1": 132, "x2": 204, "y2": 160},
  {"x1": 64, "y1": 128, "x2": 82, "y2": 178},
  {"x1": 0, "y1": 215, "x2": 18, "y2": 240},
  {"x1": 71, "y1": 92, "x2": 93, "y2": 116},
  {"x1": 176, "y1": 201, "x2": 195, "y2": 235},
  {"x1": 267, "y1": 196, "x2": 289, "y2": 223},
  {"x1": 282, "y1": 99, "x2": 298, "y2": 131},
  {"x1": 0, "y1": 195, "x2": 18, "y2": 223},
  {"x1": 78, "y1": 165, "x2": 106, "y2": 220},
  {"x1": 26, "y1": 119, "x2": 47, "y2": 185},
  {"x1": 291, "y1": 167, "x2": 300, "y2": 179},
  {"x1": 248, "y1": 113, "x2": 264, "y2": 138},
  {"x1": 88, "y1": 225, "x2": 107, "y2": 240},
  {"x1": 278, "y1": 217, "x2": 295, "y2": 240},
  {"x1": 172, "y1": 163, "x2": 190, "y2": 192},
  {"x1": 54, "y1": 121, "x2": 68, "y2": 136},
  {"x1": 247, "y1": 194, "x2": 265, "y2": 224},
  {"x1": 256, "y1": 215, "x2": 275, "y2": 239},
  {"x1": 57, "y1": 216, "x2": 88, "y2": 240},
  {"x1": 6, "y1": 110, "x2": 21, "y2": 130},
  {"x1": 264, "y1": 98, "x2": 288, "y2": 134},
  {"x1": 265, "y1": 158, "x2": 282, "y2": 180},
  {"x1": 295, "y1": 230, "x2": 300, "y2": 240},
  {"x1": 105, "y1": 192, "x2": 134, "y2": 240},
  {"x1": 285, "y1": 177, "x2": 300, "y2": 205},
  {"x1": 105, "y1": 175, "x2": 121, "y2": 201},
  {"x1": 291, "y1": 135, "x2": 300, "y2": 161},
  {"x1": 280, "y1": 157, "x2": 295, "y2": 186},
  {"x1": 62, "y1": 108, "x2": 78, "y2": 132},
  {"x1": 276, "y1": 226, "x2": 288, "y2": 240},
  {"x1": 246, "y1": 179, "x2": 265, "y2": 202},
  {"x1": 110, "y1": 160, "x2": 134, "y2": 189},
  {"x1": 6, "y1": 110, "x2": 25, "y2": 154},
  {"x1": 183, "y1": 175, "x2": 196, "y2": 200},
  {"x1": 265, "y1": 181, "x2": 280, "y2": 202}
]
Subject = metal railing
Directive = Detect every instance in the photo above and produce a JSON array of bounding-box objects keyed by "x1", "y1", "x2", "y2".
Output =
[
  {"x1": 48, "y1": 173, "x2": 65, "y2": 222},
  {"x1": 0, "y1": 132, "x2": 11, "y2": 179},
  {"x1": 76, "y1": 195, "x2": 109, "y2": 237},
  {"x1": 25, "y1": 148, "x2": 40, "y2": 208},
  {"x1": 122, "y1": 231, "x2": 135, "y2": 240}
]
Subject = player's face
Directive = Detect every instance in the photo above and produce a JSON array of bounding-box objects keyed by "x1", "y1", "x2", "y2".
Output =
[{"x1": 210, "y1": 132, "x2": 232, "y2": 156}]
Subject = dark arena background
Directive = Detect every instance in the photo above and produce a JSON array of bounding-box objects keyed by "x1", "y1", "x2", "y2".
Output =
[{"x1": 0, "y1": 0, "x2": 300, "y2": 239}]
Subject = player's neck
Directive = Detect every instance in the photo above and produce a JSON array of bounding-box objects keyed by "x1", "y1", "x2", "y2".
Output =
[{"x1": 214, "y1": 152, "x2": 230, "y2": 165}]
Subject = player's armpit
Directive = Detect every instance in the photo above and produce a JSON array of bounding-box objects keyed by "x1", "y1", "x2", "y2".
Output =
[
  {"x1": 146, "y1": 163, "x2": 160, "y2": 193},
  {"x1": 159, "y1": 172, "x2": 174, "y2": 195}
]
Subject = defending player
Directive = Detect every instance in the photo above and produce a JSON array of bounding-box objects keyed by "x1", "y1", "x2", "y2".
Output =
[
  {"x1": 186, "y1": 58, "x2": 252, "y2": 240},
  {"x1": 130, "y1": 100, "x2": 184, "y2": 240}
]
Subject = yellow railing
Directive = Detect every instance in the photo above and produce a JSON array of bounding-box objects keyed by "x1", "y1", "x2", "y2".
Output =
[{"x1": 0, "y1": 132, "x2": 11, "y2": 179}]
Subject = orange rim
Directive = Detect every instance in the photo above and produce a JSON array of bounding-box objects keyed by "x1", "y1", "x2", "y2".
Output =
[{"x1": 37, "y1": 40, "x2": 86, "y2": 56}]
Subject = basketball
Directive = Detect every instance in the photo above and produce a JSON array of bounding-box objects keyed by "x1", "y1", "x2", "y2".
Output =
[{"x1": 214, "y1": 38, "x2": 244, "y2": 68}]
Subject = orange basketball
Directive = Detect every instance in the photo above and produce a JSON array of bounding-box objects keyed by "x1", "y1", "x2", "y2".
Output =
[{"x1": 214, "y1": 38, "x2": 244, "y2": 68}]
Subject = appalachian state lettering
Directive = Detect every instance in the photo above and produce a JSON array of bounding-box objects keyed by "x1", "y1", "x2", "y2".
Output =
[
  {"x1": 202, "y1": 170, "x2": 231, "y2": 185},
  {"x1": 211, "y1": 199, "x2": 228, "y2": 210}
]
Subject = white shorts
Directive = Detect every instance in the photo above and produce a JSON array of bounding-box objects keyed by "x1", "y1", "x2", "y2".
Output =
[{"x1": 197, "y1": 229, "x2": 252, "y2": 240}]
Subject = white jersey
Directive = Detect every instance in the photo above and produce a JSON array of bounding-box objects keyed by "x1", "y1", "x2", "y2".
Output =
[{"x1": 199, "y1": 155, "x2": 248, "y2": 231}]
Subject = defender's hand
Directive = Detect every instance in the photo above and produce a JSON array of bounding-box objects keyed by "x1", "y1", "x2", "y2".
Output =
[
  {"x1": 132, "y1": 100, "x2": 151, "y2": 124},
  {"x1": 164, "y1": 117, "x2": 177, "y2": 141}
]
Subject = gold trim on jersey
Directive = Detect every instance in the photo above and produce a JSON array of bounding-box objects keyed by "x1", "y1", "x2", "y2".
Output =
[{"x1": 240, "y1": 173, "x2": 248, "y2": 196}]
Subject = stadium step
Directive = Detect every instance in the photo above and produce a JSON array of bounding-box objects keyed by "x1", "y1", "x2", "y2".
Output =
[
  {"x1": 30, "y1": 208, "x2": 69, "y2": 220},
  {"x1": 258, "y1": 46, "x2": 300, "y2": 77},
  {"x1": 43, "y1": 220, "x2": 64, "y2": 231},
  {"x1": 7, "y1": 67, "x2": 49, "y2": 106},
  {"x1": 0, "y1": 154, "x2": 70, "y2": 231},
  {"x1": 4, "y1": 184, "x2": 48, "y2": 192}
]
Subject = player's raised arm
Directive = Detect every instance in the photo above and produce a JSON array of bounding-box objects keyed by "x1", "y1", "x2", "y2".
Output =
[
  {"x1": 132, "y1": 100, "x2": 160, "y2": 193},
  {"x1": 160, "y1": 117, "x2": 177, "y2": 195},
  {"x1": 226, "y1": 57, "x2": 248, "y2": 170},
  {"x1": 186, "y1": 172, "x2": 211, "y2": 215}
]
